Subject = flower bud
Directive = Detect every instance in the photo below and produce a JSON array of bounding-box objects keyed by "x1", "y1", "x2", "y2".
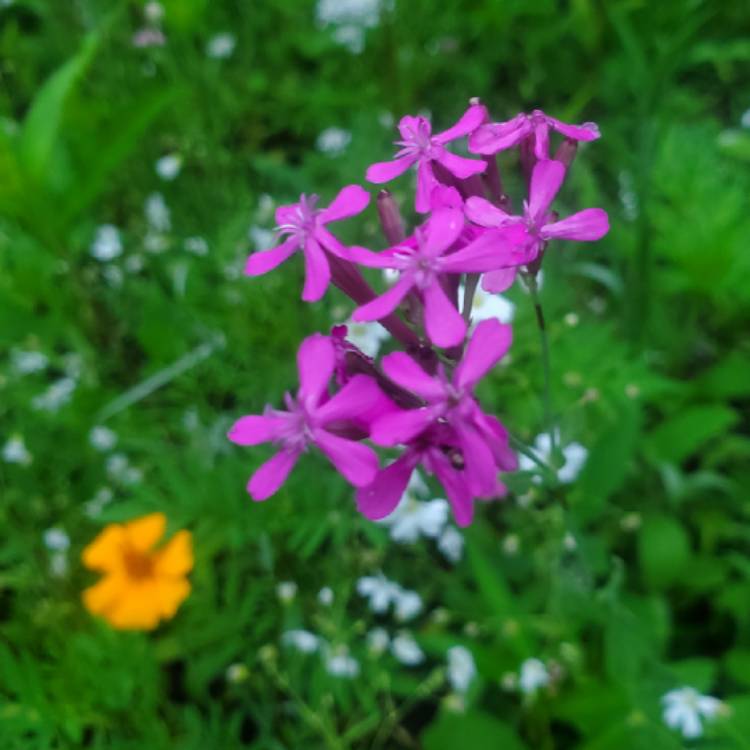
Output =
[{"x1": 377, "y1": 190, "x2": 406, "y2": 245}]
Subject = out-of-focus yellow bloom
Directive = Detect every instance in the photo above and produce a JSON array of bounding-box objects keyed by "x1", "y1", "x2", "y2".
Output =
[{"x1": 82, "y1": 512, "x2": 192, "y2": 630}]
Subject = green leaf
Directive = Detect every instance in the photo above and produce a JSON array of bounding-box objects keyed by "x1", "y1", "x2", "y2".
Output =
[
  {"x1": 422, "y1": 710, "x2": 527, "y2": 750},
  {"x1": 646, "y1": 405, "x2": 738, "y2": 464},
  {"x1": 669, "y1": 658, "x2": 716, "y2": 692},
  {"x1": 638, "y1": 514, "x2": 692, "y2": 590}
]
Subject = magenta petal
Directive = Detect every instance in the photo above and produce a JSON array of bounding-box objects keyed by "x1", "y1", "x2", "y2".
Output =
[
  {"x1": 429, "y1": 452, "x2": 474, "y2": 527},
  {"x1": 424, "y1": 208, "x2": 464, "y2": 256},
  {"x1": 468, "y1": 116, "x2": 528, "y2": 155},
  {"x1": 436, "y1": 150, "x2": 487, "y2": 179},
  {"x1": 415, "y1": 160, "x2": 439, "y2": 214},
  {"x1": 314, "y1": 226, "x2": 349, "y2": 259},
  {"x1": 532, "y1": 121, "x2": 551, "y2": 160},
  {"x1": 528, "y1": 159, "x2": 566, "y2": 223},
  {"x1": 366, "y1": 155, "x2": 416, "y2": 184},
  {"x1": 430, "y1": 185, "x2": 464, "y2": 211},
  {"x1": 474, "y1": 412, "x2": 518, "y2": 472},
  {"x1": 302, "y1": 237, "x2": 331, "y2": 302},
  {"x1": 315, "y1": 430, "x2": 378, "y2": 487},
  {"x1": 370, "y1": 406, "x2": 440, "y2": 446},
  {"x1": 316, "y1": 374, "x2": 384, "y2": 425},
  {"x1": 482, "y1": 267, "x2": 517, "y2": 293},
  {"x1": 228, "y1": 414, "x2": 285, "y2": 446},
  {"x1": 352, "y1": 273, "x2": 414, "y2": 322},
  {"x1": 423, "y1": 281, "x2": 467, "y2": 348},
  {"x1": 465, "y1": 196, "x2": 512, "y2": 228},
  {"x1": 548, "y1": 116, "x2": 601, "y2": 141},
  {"x1": 542, "y1": 208, "x2": 609, "y2": 242},
  {"x1": 347, "y1": 245, "x2": 401, "y2": 269},
  {"x1": 244, "y1": 238, "x2": 298, "y2": 276},
  {"x1": 454, "y1": 318, "x2": 512, "y2": 389},
  {"x1": 356, "y1": 452, "x2": 420, "y2": 520},
  {"x1": 433, "y1": 103, "x2": 487, "y2": 144},
  {"x1": 398, "y1": 114, "x2": 429, "y2": 141},
  {"x1": 455, "y1": 421, "x2": 497, "y2": 497},
  {"x1": 248, "y1": 449, "x2": 299, "y2": 501},
  {"x1": 297, "y1": 333, "x2": 335, "y2": 406},
  {"x1": 439, "y1": 226, "x2": 528, "y2": 274},
  {"x1": 320, "y1": 184, "x2": 371, "y2": 223},
  {"x1": 381, "y1": 351, "x2": 445, "y2": 401}
]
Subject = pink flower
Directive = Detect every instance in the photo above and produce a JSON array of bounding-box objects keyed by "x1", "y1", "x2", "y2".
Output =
[
  {"x1": 366, "y1": 319, "x2": 517, "y2": 508},
  {"x1": 469, "y1": 109, "x2": 600, "y2": 160},
  {"x1": 228, "y1": 334, "x2": 382, "y2": 500},
  {"x1": 466, "y1": 160, "x2": 609, "y2": 275},
  {"x1": 244, "y1": 185, "x2": 370, "y2": 302},
  {"x1": 366, "y1": 104, "x2": 487, "y2": 213},
  {"x1": 349, "y1": 209, "x2": 526, "y2": 348}
]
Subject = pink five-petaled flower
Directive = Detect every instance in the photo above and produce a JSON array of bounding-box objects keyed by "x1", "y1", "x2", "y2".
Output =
[
  {"x1": 228, "y1": 334, "x2": 382, "y2": 501},
  {"x1": 369, "y1": 319, "x2": 517, "y2": 504},
  {"x1": 469, "y1": 109, "x2": 600, "y2": 160},
  {"x1": 366, "y1": 104, "x2": 487, "y2": 213},
  {"x1": 349, "y1": 209, "x2": 526, "y2": 348},
  {"x1": 466, "y1": 159, "x2": 609, "y2": 272},
  {"x1": 244, "y1": 185, "x2": 369, "y2": 302}
]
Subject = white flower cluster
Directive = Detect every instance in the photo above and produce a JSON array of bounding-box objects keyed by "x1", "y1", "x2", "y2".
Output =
[
  {"x1": 315, "y1": 0, "x2": 391, "y2": 53},
  {"x1": 518, "y1": 431, "x2": 588, "y2": 484},
  {"x1": 662, "y1": 686, "x2": 723, "y2": 739}
]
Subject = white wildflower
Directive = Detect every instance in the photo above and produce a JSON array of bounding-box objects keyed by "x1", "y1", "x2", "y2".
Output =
[
  {"x1": 10, "y1": 349, "x2": 48, "y2": 375},
  {"x1": 282, "y1": 629, "x2": 320, "y2": 653},
  {"x1": 124, "y1": 254, "x2": 144, "y2": 273},
  {"x1": 356, "y1": 573, "x2": 398, "y2": 613},
  {"x1": 226, "y1": 662, "x2": 249, "y2": 684},
  {"x1": 49, "y1": 551, "x2": 68, "y2": 578},
  {"x1": 662, "y1": 687, "x2": 722, "y2": 739},
  {"x1": 144, "y1": 1, "x2": 164, "y2": 24},
  {"x1": 316, "y1": 0, "x2": 384, "y2": 28},
  {"x1": 106, "y1": 453, "x2": 141, "y2": 485},
  {"x1": 206, "y1": 32, "x2": 236, "y2": 59},
  {"x1": 144, "y1": 232, "x2": 169, "y2": 254},
  {"x1": 367, "y1": 627, "x2": 390, "y2": 655},
  {"x1": 155, "y1": 153, "x2": 182, "y2": 181},
  {"x1": 318, "y1": 586, "x2": 334, "y2": 606},
  {"x1": 519, "y1": 658, "x2": 550, "y2": 695},
  {"x1": 518, "y1": 432, "x2": 588, "y2": 484},
  {"x1": 185, "y1": 236, "x2": 209, "y2": 256},
  {"x1": 132, "y1": 28, "x2": 166, "y2": 48},
  {"x1": 43, "y1": 528, "x2": 70, "y2": 552},
  {"x1": 381, "y1": 496, "x2": 449, "y2": 544},
  {"x1": 316, "y1": 127, "x2": 352, "y2": 156},
  {"x1": 393, "y1": 588, "x2": 422, "y2": 622},
  {"x1": 342, "y1": 319, "x2": 389, "y2": 358},
  {"x1": 460, "y1": 284, "x2": 515, "y2": 324},
  {"x1": 438, "y1": 526, "x2": 464, "y2": 563},
  {"x1": 145, "y1": 192, "x2": 171, "y2": 232},
  {"x1": 102, "y1": 264, "x2": 124, "y2": 287},
  {"x1": 447, "y1": 646, "x2": 476, "y2": 694},
  {"x1": 32, "y1": 377, "x2": 76, "y2": 412},
  {"x1": 276, "y1": 581, "x2": 298, "y2": 603},
  {"x1": 90, "y1": 225, "x2": 122, "y2": 261},
  {"x1": 325, "y1": 646, "x2": 360, "y2": 678},
  {"x1": 391, "y1": 632, "x2": 424, "y2": 666},
  {"x1": 249, "y1": 226, "x2": 275, "y2": 251},
  {"x1": 84, "y1": 487, "x2": 114, "y2": 518},
  {"x1": 2, "y1": 435, "x2": 32, "y2": 465},
  {"x1": 89, "y1": 425, "x2": 117, "y2": 452}
]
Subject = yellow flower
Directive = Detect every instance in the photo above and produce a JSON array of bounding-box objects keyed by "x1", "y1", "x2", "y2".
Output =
[{"x1": 82, "y1": 512, "x2": 193, "y2": 630}]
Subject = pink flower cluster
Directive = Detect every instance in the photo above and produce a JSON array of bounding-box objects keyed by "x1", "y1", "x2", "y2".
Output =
[{"x1": 231, "y1": 99, "x2": 609, "y2": 527}]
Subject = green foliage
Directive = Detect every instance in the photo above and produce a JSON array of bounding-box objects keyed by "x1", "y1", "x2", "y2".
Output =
[{"x1": 1, "y1": 0, "x2": 749, "y2": 747}]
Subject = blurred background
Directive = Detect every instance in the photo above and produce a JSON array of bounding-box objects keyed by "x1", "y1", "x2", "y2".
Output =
[{"x1": 2, "y1": 1, "x2": 750, "y2": 747}]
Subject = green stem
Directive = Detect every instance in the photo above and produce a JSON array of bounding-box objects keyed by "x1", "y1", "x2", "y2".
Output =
[{"x1": 508, "y1": 431, "x2": 558, "y2": 485}]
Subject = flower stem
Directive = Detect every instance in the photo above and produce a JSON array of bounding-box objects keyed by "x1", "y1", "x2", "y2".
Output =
[{"x1": 526, "y1": 275, "x2": 556, "y2": 459}]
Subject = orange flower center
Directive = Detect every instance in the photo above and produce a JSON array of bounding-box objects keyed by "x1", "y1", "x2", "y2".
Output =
[{"x1": 123, "y1": 545, "x2": 155, "y2": 579}]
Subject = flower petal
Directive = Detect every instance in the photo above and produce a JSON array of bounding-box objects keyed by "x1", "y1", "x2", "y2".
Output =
[
  {"x1": 381, "y1": 351, "x2": 445, "y2": 401},
  {"x1": 415, "y1": 160, "x2": 439, "y2": 214},
  {"x1": 455, "y1": 421, "x2": 497, "y2": 497},
  {"x1": 428, "y1": 452, "x2": 474, "y2": 527},
  {"x1": 532, "y1": 120, "x2": 551, "y2": 160},
  {"x1": 154, "y1": 530, "x2": 194, "y2": 577},
  {"x1": 468, "y1": 116, "x2": 529, "y2": 154},
  {"x1": 297, "y1": 333, "x2": 335, "y2": 405},
  {"x1": 315, "y1": 430, "x2": 378, "y2": 487},
  {"x1": 528, "y1": 159, "x2": 566, "y2": 223},
  {"x1": 125, "y1": 513, "x2": 167, "y2": 553},
  {"x1": 542, "y1": 208, "x2": 609, "y2": 242},
  {"x1": 302, "y1": 236, "x2": 331, "y2": 302},
  {"x1": 366, "y1": 155, "x2": 416, "y2": 183},
  {"x1": 454, "y1": 318, "x2": 512, "y2": 389},
  {"x1": 319, "y1": 184, "x2": 370, "y2": 223},
  {"x1": 481, "y1": 268, "x2": 517, "y2": 293},
  {"x1": 423, "y1": 208, "x2": 464, "y2": 257},
  {"x1": 316, "y1": 374, "x2": 384, "y2": 425},
  {"x1": 82, "y1": 525, "x2": 127, "y2": 573},
  {"x1": 244, "y1": 238, "x2": 298, "y2": 276},
  {"x1": 356, "y1": 452, "x2": 421, "y2": 520},
  {"x1": 423, "y1": 281, "x2": 466, "y2": 348},
  {"x1": 439, "y1": 226, "x2": 529, "y2": 274},
  {"x1": 435, "y1": 150, "x2": 487, "y2": 179},
  {"x1": 547, "y1": 116, "x2": 601, "y2": 142},
  {"x1": 370, "y1": 406, "x2": 440, "y2": 446},
  {"x1": 228, "y1": 414, "x2": 286, "y2": 446},
  {"x1": 83, "y1": 573, "x2": 126, "y2": 615},
  {"x1": 465, "y1": 196, "x2": 513, "y2": 227},
  {"x1": 352, "y1": 273, "x2": 414, "y2": 321},
  {"x1": 433, "y1": 103, "x2": 487, "y2": 144},
  {"x1": 248, "y1": 449, "x2": 300, "y2": 501},
  {"x1": 105, "y1": 580, "x2": 163, "y2": 630}
]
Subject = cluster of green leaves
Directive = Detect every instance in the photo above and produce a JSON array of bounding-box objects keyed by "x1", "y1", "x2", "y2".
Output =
[{"x1": 1, "y1": 0, "x2": 749, "y2": 747}]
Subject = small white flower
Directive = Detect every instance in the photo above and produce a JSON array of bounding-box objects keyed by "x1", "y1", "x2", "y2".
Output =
[
  {"x1": 391, "y1": 632, "x2": 424, "y2": 666},
  {"x1": 382, "y1": 496, "x2": 449, "y2": 544},
  {"x1": 325, "y1": 646, "x2": 360, "y2": 678},
  {"x1": 318, "y1": 586, "x2": 334, "y2": 606},
  {"x1": 502, "y1": 534, "x2": 520, "y2": 556},
  {"x1": 144, "y1": 1, "x2": 164, "y2": 24},
  {"x1": 518, "y1": 432, "x2": 588, "y2": 484},
  {"x1": 206, "y1": 32, "x2": 236, "y2": 59},
  {"x1": 226, "y1": 662, "x2": 249, "y2": 684},
  {"x1": 90, "y1": 225, "x2": 122, "y2": 261},
  {"x1": 460, "y1": 284, "x2": 515, "y2": 324},
  {"x1": 85, "y1": 487, "x2": 114, "y2": 518},
  {"x1": 49, "y1": 551, "x2": 68, "y2": 578},
  {"x1": 564, "y1": 312, "x2": 579, "y2": 327},
  {"x1": 662, "y1": 687, "x2": 722, "y2": 739},
  {"x1": 132, "y1": 28, "x2": 166, "y2": 48},
  {"x1": 43, "y1": 528, "x2": 70, "y2": 552},
  {"x1": 519, "y1": 658, "x2": 550, "y2": 695},
  {"x1": 155, "y1": 153, "x2": 182, "y2": 181},
  {"x1": 276, "y1": 581, "x2": 298, "y2": 604},
  {"x1": 342, "y1": 319, "x2": 389, "y2": 358},
  {"x1": 393, "y1": 588, "x2": 422, "y2": 622},
  {"x1": 124, "y1": 254, "x2": 144, "y2": 273},
  {"x1": 356, "y1": 573, "x2": 398, "y2": 613},
  {"x1": 249, "y1": 226, "x2": 275, "y2": 251},
  {"x1": 144, "y1": 232, "x2": 169, "y2": 254},
  {"x1": 316, "y1": 0, "x2": 384, "y2": 28},
  {"x1": 106, "y1": 453, "x2": 141, "y2": 485},
  {"x1": 11, "y1": 349, "x2": 48, "y2": 375},
  {"x1": 447, "y1": 646, "x2": 476, "y2": 694},
  {"x1": 367, "y1": 627, "x2": 390, "y2": 655},
  {"x1": 102, "y1": 264, "x2": 124, "y2": 287},
  {"x1": 185, "y1": 236, "x2": 209, "y2": 256},
  {"x1": 316, "y1": 127, "x2": 352, "y2": 157},
  {"x1": 382, "y1": 268, "x2": 400, "y2": 285},
  {"x1": 282, "y1": 629, "x2": 320, "y2": 653},
  {"x1": 145, "y1": 192, "x2": 171, "y2": 232},
  {"x1": 438, "y1": 526, "x2": 464, "y2": 563},
  {"x1": 32, "y1": 377, "x2": 76, "y2": 412},
  {"x1": 2, "y1": 435, "x2": 32, "y2": 465},
  {"x1": 89, "y1": 426, "x2": 117, "y2": 452}
]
